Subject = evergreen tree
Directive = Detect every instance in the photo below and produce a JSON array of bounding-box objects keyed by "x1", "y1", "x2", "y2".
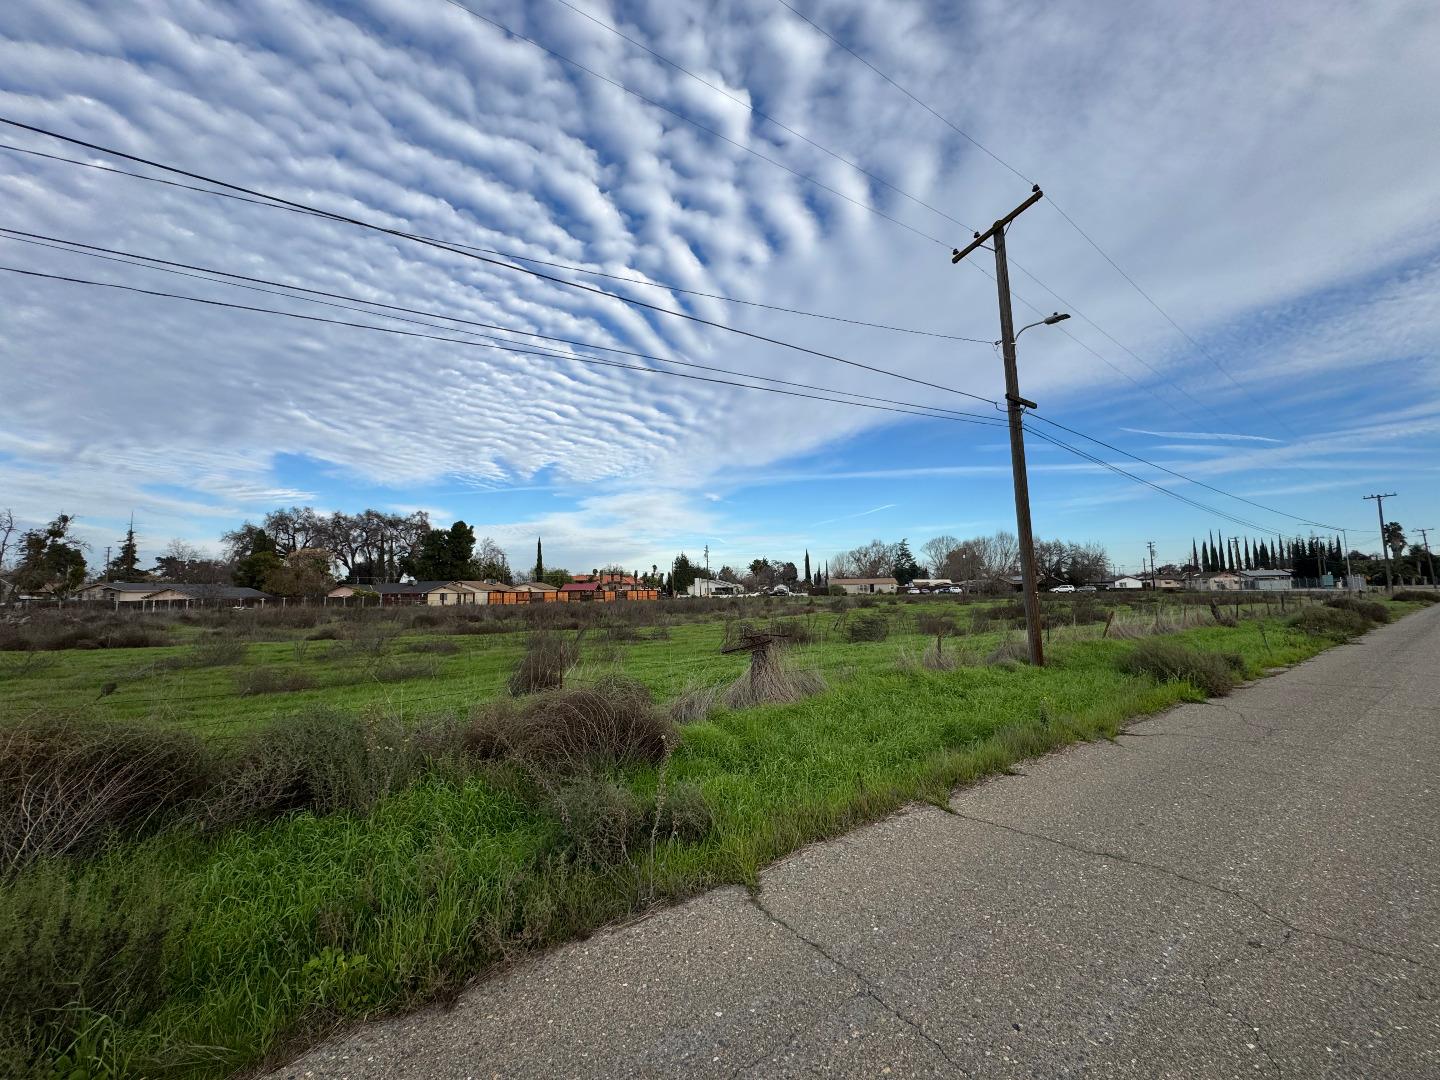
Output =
[
  {"x1": 1191, "y1": 539, "x2": 1201, "y2": 571},
  {"x1": 233, "y1": 530, "x2": 282, "y2": 591},
  {"x1": 1243, "y1": 537, "x2": 1253, "y2": 571},
  {"x1": 892, "y1": 539, "x2": 922, "y2": 585},
  {"x1": 108, "y1": 516, "x2": 144, "y2": 581},
  {"x1": 803, "y1": 550, "x2": 811, "y2": 587},
  {"x1": 533, "y1": 537, "x2": 544, "y2": 581}
]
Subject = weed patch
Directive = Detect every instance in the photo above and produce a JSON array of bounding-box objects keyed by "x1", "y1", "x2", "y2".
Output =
[{"x1": 1122, "y1": 639, "x2": 1242, "y2": 696}]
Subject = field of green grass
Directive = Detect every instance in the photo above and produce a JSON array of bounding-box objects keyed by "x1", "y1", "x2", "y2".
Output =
[{"x1": 0, "y1": 592, "x2": 1420, "y2": 1078}]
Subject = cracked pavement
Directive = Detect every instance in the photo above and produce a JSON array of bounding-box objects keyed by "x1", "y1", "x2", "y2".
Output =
[{"x1": 274, "y1": 603, "x2": 1440, "y2": 1078}]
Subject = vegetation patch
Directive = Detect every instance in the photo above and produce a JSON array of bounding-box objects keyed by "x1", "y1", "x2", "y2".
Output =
[
  {"x1": 1390, "y1": 590, "x2": 1437, "y2": 605},
  {"x1": 1324, "y1": 596, "x2": 1391, "y2": 624},
  {"x1": 1289, "y1": 605, "x2": 1375, "y2": 640},
  {"x1": 1121, "y1": 638, "x2": 1243, "y2": 697},
  {"x1": 844, "y1": 611, "x2": 889, "y2": 643}
]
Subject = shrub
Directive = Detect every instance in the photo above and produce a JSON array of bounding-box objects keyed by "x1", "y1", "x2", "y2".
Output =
[
  {"x1": 369, "y1": 659, "x2": 440, "y2": 684},
  {"x1": 468, "y1": 677, "x2": 673, "y2": 771},
  {"x1": 915, "y1": 612, "x2": 957, "y2": 638},
  {"x1": 0, "y1": 718, "x2": 214, "y2": 874},
  {"x1": 204, "y1": 710, "x2": 460, "y2": 823},
  {"x1": 406, "y1": 639, "x2": 460, "y2": 655},
  {"x1": 0, "y1": 862, "x2": 184, "y2": 1073},
  {"x1": 826, "y1": 584, "x2": 846, "y2": 596},
  {"x1": 508, "y1": 630, "x2": 582, "y2": 695},
  {"x1": 187, "y1": 635, "x2": 248, "y2": 667},
  {"x1": 724, "y1": 647, "x2": 826, "y2": 709},
  {"x1": 1122, "y1": 639, "x2": 1241, "y2": 697},
  {"x1": 984, "y1": 640, "x2": 1031, "y2": 666},
  {"x1": 668, "y1": 680, "x2": 725, "y2": 723},
  {"x1": 1391, "y1": 590, "x2": 1438, "y2": 604},
  {"x1": 235, "y1": 667, "x2": 318, "y2": 696},
  {"x1": 845, "y1": 612, "x2": 889, "y2": 643},
  {"x1": 1324, "y1": 596, "x2": 1390, "y2": 624},
  {"x1": 1289, "y1": 605, "x2": 1372, "y2": 640}
]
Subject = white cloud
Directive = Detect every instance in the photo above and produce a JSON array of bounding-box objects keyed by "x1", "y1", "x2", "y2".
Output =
[{"x1": 1, "y1": 0, "x2": 1438, "y2": 564}]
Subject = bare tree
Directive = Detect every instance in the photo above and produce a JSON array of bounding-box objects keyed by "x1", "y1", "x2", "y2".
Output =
[
  {"x1": 920, "y1": 535, "x2": 958, "y2": 577},
  {"x1": 833, "y1": 539, "x2": 900, "y2": 578},
  {"x1": 0, "y1": 508, "x2": 15, "y2": 573}
]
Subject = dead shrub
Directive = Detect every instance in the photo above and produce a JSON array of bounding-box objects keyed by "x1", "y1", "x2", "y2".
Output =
[
  {"x1": 668, "y1": 680, "x2": 725, "y2": 723},
  {"x1": 370, "y1": 658, "x2": 440, "y2": 683},
  {"x1": 724, "y1": 641, "x2": 826, "y2": 709},
  {"x1": 1324, "y1": 596, "x2": 1391, "y2": 624},
  {"x1": 0, "y1": 717, "x2": 215, "y2": 874},
  {"x1": 985, "y1": 640, "x2": 1031, "y2": 666},
  {"x1": 202, "y1": 710, "x2": 460, "y2": 823},
  {"x1": 1289, "y1": 605, "x2": 1372, "y2": 640},
  {"x1": 468, "y1": 676, "x2": 673, "y2": 771},
  {"x1": 1122, "y1": 639, "x2": 1241, "y2": 697},
  {"x1": 406, "y1": 639, "x2": 460, "y2": 655},
  {"x1": 845, "y1": 612, "x2": 889, "y2": 643},
  {"x1": 235, "y1": 667, "x2": 318, "y2": 696},
  {"x1": 508, "y1": 629, "x2": 583, "y2": 695},
  {"x1": 921, "y1": 642, "x2": 959, "y2": 671},
  {"x1": 186, "y1": 635, "x2": 248, "y2": 667},
  {"x1": 915, "y1": 612, "x2": 957, "y2": 638},
  {"x1": 1392, "y1": 590, "x2": 1438, "y2": 604}
]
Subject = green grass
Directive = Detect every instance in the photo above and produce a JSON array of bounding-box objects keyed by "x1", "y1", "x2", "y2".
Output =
[{"x1": 0, "y1": 596, "x2": 1417, "y2": 1077}]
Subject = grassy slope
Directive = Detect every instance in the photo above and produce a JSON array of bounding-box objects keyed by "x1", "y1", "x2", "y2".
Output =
[{"x1": 2, "y1": 601, "x2": 1404, "y2": 1077}]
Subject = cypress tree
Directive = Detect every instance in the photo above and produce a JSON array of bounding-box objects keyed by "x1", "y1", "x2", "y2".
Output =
[
  {"x1": 1243, "y1": 537, "x2": 1252, "y2": 571},
  {"x1": 803, "y1": 550, "x2": 811, "y2": 587},
  {"x1": 533, "y1": 538, "x2": 544, "y2": 581}
]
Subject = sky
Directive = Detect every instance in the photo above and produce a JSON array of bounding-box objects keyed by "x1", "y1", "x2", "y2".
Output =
[{"x1": 1, "y1": 0, "x2": 1438, "y2": 578}]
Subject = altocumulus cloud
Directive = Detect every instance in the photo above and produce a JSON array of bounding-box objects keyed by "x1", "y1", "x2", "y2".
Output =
[{"x1": 1, "y1": 0, "x2": 1438, "y2": 567}]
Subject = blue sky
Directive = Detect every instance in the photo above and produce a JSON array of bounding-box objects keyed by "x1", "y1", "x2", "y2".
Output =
[{"x1": 1, "y1": 0, "x2": 1437, "y2": 578}]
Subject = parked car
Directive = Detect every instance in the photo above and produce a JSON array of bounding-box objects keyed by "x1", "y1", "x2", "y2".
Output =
[
  {"x1": 1076, "y1": 585, "x2": 1098, "y2": 593},
  {"x1": 1049, "y1": 584, "x2": 1076, "y2": 593}
]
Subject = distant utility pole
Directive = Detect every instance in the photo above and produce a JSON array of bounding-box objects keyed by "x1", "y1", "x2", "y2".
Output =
[
  {"x1": 1363, "y1": 493, "x2": 1398, "y2": 592},
  {"x1": 951, "y1": 184, "x2": 1057, "y2": 667},
  {"x1": 1417, "y1": 528, "x2": 1436, "y2": 587},
  {"x1": 1146, "y1": 540, "x2": 1157, "y2": 584},
  {"x1": 703, "y1": 544, "x2": 711, "y2": 598}
]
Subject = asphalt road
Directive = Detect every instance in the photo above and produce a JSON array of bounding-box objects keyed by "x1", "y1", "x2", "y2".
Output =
[{"x1": 276, "y1": 604, "x2": 1440, "y2": 1079}]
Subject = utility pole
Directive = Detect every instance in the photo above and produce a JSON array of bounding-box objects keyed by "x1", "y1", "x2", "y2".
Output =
[
  {"x1": 703, "y1": 543, "x2": 711, "y2": 598},
  {"x1": 952, "y1": 185, "x2": 1047, "y2": 665},
  {"x1": 1146, "y1": 540, "x2": 1157, "y2": 586},
  {"x1": 1339, "y1": 529, "x2": 1354, "y2": 590},
  {"x1": 1363, "y1": 493, "x2": 1397, "y2": 592},
  {"x1": 1417, "y1": 528, "x2": 1436, "y2": 588}
]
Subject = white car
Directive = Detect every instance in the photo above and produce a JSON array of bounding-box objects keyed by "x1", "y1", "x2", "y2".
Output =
[{"x1": 1049, "y1": 584, "x2": 1076, "y2": 593}]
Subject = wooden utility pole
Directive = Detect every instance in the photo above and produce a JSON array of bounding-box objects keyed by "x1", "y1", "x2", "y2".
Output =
[
  {"x1": 952, "y1": 185, "x2": 1047, "y2": 665},
  {"x1": 1363, "y1": 493, "x2": 1397, "y2": 592},
  {"x1": 1417, "y1": 527, "x2": 1436, "y2": 588}
]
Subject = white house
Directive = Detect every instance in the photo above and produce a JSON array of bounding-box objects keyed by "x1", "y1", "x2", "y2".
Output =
[
  {"x1": 1109, "y1": 576, "x2": 1143, "y2": 590},
  {"x1": 73, "y1": 582, "x2": 271, "y2": 606},
  {"x1": 688, "y1": 577, "x2": 744, "y2": 597},
  {"x1": 831, "y1": 576, "x2": 898, "y2": 595},
  {"x1": 1201, "y1": 571, "x2": 1243, "y2": 591}
]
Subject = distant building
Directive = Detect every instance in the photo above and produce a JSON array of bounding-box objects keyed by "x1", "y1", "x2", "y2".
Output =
[
  {"x1": 327, "y1": 581, "x2": 477, "y2": 605},
  {"x1": 1240, "y1": 569, "x2": 1293, "y2": 591},
  {"x1": 1110, "y1": 576, "x2": 1144, "y2": 590},
  {"x1": 73, "y1": 581, "x2": 272, "y2": 606},
  {"x1": 830, "y1": 576, "x2": 898, "y2": 595},
  {"x1": 1201, "y1": 572, "x2": 1242, "y2": 592},
  {"x1": 688, "y1": 577, "x2": 744, "y2": 597}
]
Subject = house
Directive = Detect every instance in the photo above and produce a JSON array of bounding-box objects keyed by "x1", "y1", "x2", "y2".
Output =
[
  {"x1": 1109, "y1": 576, "x2": 1143, "y2": 590},
  {"x1": 74, "y1": 581, "x2": 272, "y2": 606},
  {"x1": 830, "y1": 576, "x2": 898, "y2": 595},
  {"x1": 453, "y1": 580, "x2": 519, "y2": 604},
  {"x1": 1240, "y1": 569, "x2": 1293, "y2": 592},
  {"x1": 326, "y1": 581, "x2": 476, "y2": 605},
  {"x1": 560, "y1": 582, "x2": 602, "y2": 600},
  {"x1": 1201, "y1": 572, "x2": 1242, "y2": 592},
  {"x1": 688, "y1": 577, "x2": 744, "y2": 597},
  {"x1": 1142, "y1": 575, "x2": 1184, "y2": 591}
]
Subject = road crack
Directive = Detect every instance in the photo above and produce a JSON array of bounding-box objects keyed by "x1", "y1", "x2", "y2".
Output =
[
  {"x1": 944, "y1": 810, "x2": 1432, "y2": 973},
  {"x1": 747, "y1": 891, "x2": 968, "y2": 1074}
]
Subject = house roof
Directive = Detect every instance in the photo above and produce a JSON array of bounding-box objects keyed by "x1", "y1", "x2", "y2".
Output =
[
  {"x1": 92, "y1": 582, "x2": 270, "y2": 599},
  {"x1": 453, "y1": 580, "x2": 514, "y2": 592},
  {"x1": 831, "y1": 576, "x2": 898, "y2": 585},
  {"x1": 560, "y1": 582, "x2": 600, "y2": 592},
  {"x1": 1240, "y1": 569, "x2": 1292, "y2": 578}
]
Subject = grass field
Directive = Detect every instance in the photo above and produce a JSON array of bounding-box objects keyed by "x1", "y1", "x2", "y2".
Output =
[{"x1": 0, "y1": 591, "x2": 1419, "y2": 1078}]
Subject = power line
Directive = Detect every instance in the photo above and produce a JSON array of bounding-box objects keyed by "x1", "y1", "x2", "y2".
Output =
[
  {"x1": 0, "y1": 228, "x2": 1004, "y2": 423},
  {"x1": 0, "y1": 262, "x2": 1011, "y2": 427},
  {"x1": 1026, "y1": 412, "x2": 1352, "y2": 532},
  {"x1": 0, "y1": 118, "x2": 1000, "y2": 406},
  {"x1": 1023, "y1": 421, "x2": 1296, "y2": 534},
  {"x1": 775, "y1": 0, "x2": 1299, "y2": 438},
  {"x1": 4, "y1": 224, "x2": 1356, "y2": 538},
  {"x1": 0, "y1": 141, "x2": 986, "y2": 343}
]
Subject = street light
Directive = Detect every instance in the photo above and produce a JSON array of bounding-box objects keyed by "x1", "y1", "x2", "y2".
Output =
[{"x1": 1010, "y1": 312, "x2": 1071, "y2": 344}]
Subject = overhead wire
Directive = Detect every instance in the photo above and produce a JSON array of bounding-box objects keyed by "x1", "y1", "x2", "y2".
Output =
[
  {"x1": 0, "y1": 227, "x2": 1004, "y2": 423},
  {"x1": 0, "y1": 118, "x2": 1001, "y2": 406},
  {"x1": 0, "y1": 262, "x2": 1010, "y2": 428},
  {"x1": 773, "y1": 0, "x2": 1300, "y2": 438}
]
